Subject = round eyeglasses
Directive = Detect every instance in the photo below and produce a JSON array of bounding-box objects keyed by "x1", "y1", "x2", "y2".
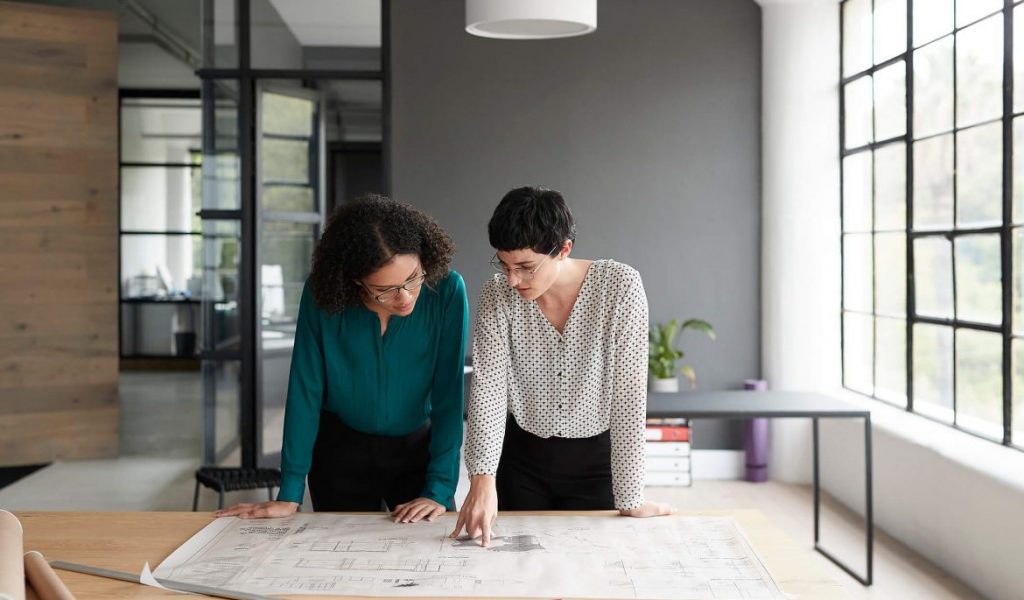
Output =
[
  {"x1": 363, "y1": 272, "x2": 426, "y2": 304},
  {"x1": 490, "y1": 247, "x2": 559, "y2": 282}
]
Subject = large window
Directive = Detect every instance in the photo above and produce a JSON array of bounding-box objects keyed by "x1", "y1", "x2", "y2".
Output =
[{"x1": 840, "y1": 0, "x2": 1023, "y2": 446}]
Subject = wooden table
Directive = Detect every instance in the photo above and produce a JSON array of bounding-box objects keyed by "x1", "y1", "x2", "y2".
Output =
[{"x1": 16, "y1": 511, "x2": 848, "y2": 599}]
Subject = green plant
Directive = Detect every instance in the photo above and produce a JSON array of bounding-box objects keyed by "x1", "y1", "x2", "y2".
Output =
[{"x1": 649, "y1": 318, "x2": 716, "y2": 387}]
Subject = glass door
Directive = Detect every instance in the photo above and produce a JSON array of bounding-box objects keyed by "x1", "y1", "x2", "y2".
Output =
[{"x1": 255, "y1": 83, "x2": 324, "y2": 467}]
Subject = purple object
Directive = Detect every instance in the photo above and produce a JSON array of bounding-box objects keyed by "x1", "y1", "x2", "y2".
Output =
[{"x1": 743, "y1": 379, "x2": 769, "y2": 482}]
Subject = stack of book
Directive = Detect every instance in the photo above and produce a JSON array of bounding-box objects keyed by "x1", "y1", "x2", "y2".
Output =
[{"x1": 644, "y1": 417, "x2": 692, "y2": 487}]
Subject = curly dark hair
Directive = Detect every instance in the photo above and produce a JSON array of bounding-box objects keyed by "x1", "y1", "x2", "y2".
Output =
[
  {"x1": 488, "y1": 186, "x2": 577, "y2": 253},
  {"x1": 309, "y1": 194, "x2": 455, "y2": 313}
]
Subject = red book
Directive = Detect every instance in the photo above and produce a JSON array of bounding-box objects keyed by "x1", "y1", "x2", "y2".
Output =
[{"x1": 645, "y1": 425, "x2": 690, "y2": 442}]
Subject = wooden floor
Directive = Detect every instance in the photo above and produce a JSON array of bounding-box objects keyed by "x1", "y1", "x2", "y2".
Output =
[{"x1": 646, "y1": 481, "x2": 984, "y2": 600}]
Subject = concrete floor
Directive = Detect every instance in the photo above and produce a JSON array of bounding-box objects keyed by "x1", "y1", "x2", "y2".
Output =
[{"x1": 0, "y1": 371, "x2": 986, "y2": 599}]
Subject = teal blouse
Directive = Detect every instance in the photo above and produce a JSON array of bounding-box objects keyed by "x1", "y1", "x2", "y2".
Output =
[{"x1": 277, "y1": 271, "x2": 469, "y2": 505}]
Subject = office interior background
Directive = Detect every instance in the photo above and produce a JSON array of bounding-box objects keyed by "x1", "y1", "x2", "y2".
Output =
[{"x1": 0, "y1": 0, "x2": 1022, "y2": 598}]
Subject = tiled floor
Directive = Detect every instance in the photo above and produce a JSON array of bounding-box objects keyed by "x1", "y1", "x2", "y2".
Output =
[{"x1": 0, "y1": 371, "x2": 986, "y2": 599}]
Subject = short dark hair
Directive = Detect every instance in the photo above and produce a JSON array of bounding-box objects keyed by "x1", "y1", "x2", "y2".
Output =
[
  {"x1": 309, "y1": 194, "x2": 455, "y2": 313},
  {"x1": 487, "y1": 186, "x2": 577, "y2": 254}
]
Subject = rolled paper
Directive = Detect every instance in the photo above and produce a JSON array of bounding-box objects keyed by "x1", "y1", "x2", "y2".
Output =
[
  {"x1": 23, "y1": 552, "x2": 74, "y2": 600},
  {"x1": 0, "y1": 510, "x2": 25, "y2": 600}
]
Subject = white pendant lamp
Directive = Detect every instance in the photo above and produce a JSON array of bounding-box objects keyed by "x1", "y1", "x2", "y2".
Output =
[{"x1": 466, "y1": 0, "x2": 597, "y2": 40}]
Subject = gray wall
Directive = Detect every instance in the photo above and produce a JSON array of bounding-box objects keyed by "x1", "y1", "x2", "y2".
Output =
[{"x1": 390, "y1": 0, "x2": 761, "y2": 449}]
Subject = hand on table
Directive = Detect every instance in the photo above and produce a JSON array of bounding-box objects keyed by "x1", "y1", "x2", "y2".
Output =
[
  {"x1": 392, "y1": 497, "x2": 446, "y2": 523},
  {"x1": 215, "y1": 500, "x2": 299, "y2": 519},
  {"x1": 449, "y1": 474, "x2": 498, "y2": 546},
  {"x1": 619, "y1": 500, "x2": 677, "y2": 518}
]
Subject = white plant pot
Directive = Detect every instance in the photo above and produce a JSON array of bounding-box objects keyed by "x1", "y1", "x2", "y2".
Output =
[{"x1": 649, "y1": 377, "x2": 679, "y2": 393}]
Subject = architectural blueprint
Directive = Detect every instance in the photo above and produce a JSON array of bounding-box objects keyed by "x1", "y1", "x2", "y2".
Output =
[{"x1": 153, "y1": 514, "x2": 784, "y2": 599}]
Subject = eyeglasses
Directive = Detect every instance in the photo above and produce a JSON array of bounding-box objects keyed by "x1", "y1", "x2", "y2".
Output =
[
  {"x1": 362, "y1": 272, "x2": 427, "y2": 304},
  {"x1": 490, "y1": 247, "x2": 560, "y2": 282}
]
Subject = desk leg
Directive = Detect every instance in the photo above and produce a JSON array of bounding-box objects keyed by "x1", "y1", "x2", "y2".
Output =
[
  {"x1": 812, "y1": 417, "x2": 820, "y2": 543},
  {"x1": 812, "y1": 415, "x2": 874, "y2": 586}
]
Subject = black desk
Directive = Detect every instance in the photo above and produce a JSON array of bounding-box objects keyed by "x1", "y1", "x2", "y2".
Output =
[{"x1": 647, "y1": 390, "x2": 873, "y2": 586}]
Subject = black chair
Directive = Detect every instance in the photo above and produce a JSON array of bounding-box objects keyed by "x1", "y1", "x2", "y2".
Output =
[{"x1": 192, "y1": 467, "x2": 282, "y2": 511}]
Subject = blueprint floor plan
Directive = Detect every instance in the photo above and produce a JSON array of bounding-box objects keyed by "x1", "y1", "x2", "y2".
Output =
[{"x1": 153, "y1": 514, "x2": 784, "y2": 599}]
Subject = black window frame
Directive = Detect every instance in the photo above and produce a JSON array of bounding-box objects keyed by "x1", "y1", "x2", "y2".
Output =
[{"x1": 840, "y1": 0, "x2": 1022, "y2": 448}]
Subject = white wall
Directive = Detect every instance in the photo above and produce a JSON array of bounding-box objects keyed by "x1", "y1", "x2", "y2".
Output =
[
  {"x1": 760, "y1": 0, "x2": 841, "y2": 482},
  {"x1": 761, "y1": 2, "x2": 1024, "y2": 598}
]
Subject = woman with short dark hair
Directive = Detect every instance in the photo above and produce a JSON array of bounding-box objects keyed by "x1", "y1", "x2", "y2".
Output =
[
  {"x1": 217, "y1": 195, "x2": 468, "y2": 523},
  {"x1": 453, "y1": 186, "x2": 674, "y2": 545}
]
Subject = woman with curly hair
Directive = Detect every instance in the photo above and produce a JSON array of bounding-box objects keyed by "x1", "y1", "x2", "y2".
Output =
[{"x1": 216, "y1": 195, "x2": 468, "y2": 523}]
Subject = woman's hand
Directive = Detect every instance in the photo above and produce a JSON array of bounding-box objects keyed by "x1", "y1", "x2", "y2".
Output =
[
  {"x1": 215, "y1": 501, "x2": 299, "y2": 519},
  {"x1": 392, "y1": 497, "x2": 446, "y2": 523},
  {"x1": 449, "y1": 474, "x2": 498, "y2": 546},
  {"x1": 619, "y1": 500, "x2": 676, "y2": 518}
]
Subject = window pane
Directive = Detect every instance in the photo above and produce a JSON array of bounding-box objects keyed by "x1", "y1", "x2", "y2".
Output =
[
  {"x1": 913, "y1": 134, "x2": 954, "y2": 230},
  {"x1": 843, "y1": 0, "x2": 873, "y2": 76},
  {"x1": 121, "y1": 167, "x2": 200, "y2": 232},
  {"x1": 121, "y1": 98, "x2": 202, "y2": 163},
  {"x1": 1013, "y1": 339, "x2": 1024, "y2": 446},
  {"x1": 322, "y1": 80, "x2": 384, "y2": 143},
  {"x1": 202, "y1": 80, "x2": 240, "y2": 210},
  {"x1": 956, "y1": 329, "x2": 1003, "y2": 439},
  {"x1": 1016, "y1": 6, "x2": 1024, "y2": 113},
  {"x1": 955, "y1": 234, "x2": 1002, "y2": 325},
  {"x1": 874, "y1": 0, "x2": 907, "y2": 63},
  {"x1": 913, "y1": 323, "x2": 954, "y2": 421},
  {"x1": 914, "y1": 236, "x2": 954, "y2": 318},
  {"x1": 913, "y1": 35, "x2": 953, "y2": 138},
  {"x1": 956, "y1": 15, "x2": 1004, "y2": 128},
  {"x1": 845, "y1": 77, "x2": 874, "y2": 148},
  {"x1": 875, "y1": 143, "x2": 905, "y2": 230},
  {"x1": 202, "y1": 220, "x2": 241, "y2": 352},
  {"x1": 261, "y1": 185, "x2": 315, "y2": 212},
  {"x1": 261, "y1": 92, "x2": 315, "y2": 137},
  {"x1": 957, "y1": 122, "x2": 1003, "y2": 227},
  {"x1": 251, "y1": 0, "x2": 382, "y2": 70},
  {"x1": 202, "y1": 360, "x2": 241, "y2": 464},
  {"x1": 844, "y1": 152, "x2": 873, "y2": 232},
  {"x1": 122, "y1": 235, "x2": 200, "y2": 298},
  {"x1": 844, "y1": 312, "x2": 874, "y2": 394},
  {"x1": 876, "y1": 233, "x2": 906, "y2": 316},
  {"x1": 914, "y1": 0, "x2": 953, "y2": 47},
  {"x1": 874, "y1": 61, "x2": 906, "y2": 140},
  {"x1": 1012, "y1": 229, "x2": 1024, "y2": 334},
  {"x1": 202, "y1": 0, "x2": 239, "y2": 68},
  {"x1": 261, "y1": 221, "x2": 316, "y2": 325},
  {"x1": 956, "y1": 0, "x2": 1002, "y2": 28},
  {"x1": 1015, "y1": 118, "x2": 1024, "y2": 224},
  {"x1": 876, "y1": 317, "x2": 907, "y2": 405},
  {"x1": 844, "y1": 233, "x2": 873, "y2": 312},
  {"x1": 262, "y1": 138, "x2": 311, "y2": 183}
]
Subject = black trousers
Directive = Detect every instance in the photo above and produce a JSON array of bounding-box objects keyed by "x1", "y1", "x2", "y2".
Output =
[
  {"x1": 496, "y1": 415, "x2": 615, "y2": 511},
  {"x1": 307, "y1": 411, "x2": 448, "y2": 511}
]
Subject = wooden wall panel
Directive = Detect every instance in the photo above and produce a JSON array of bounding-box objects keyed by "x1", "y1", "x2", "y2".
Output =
[{"x1": 0, "y1": 1, "x2": 118, "y2": 466}]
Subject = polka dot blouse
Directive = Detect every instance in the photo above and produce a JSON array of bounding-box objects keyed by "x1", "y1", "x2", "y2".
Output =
[{"x1": 466, "y1": 259, "x2": 649, "y2": 510}]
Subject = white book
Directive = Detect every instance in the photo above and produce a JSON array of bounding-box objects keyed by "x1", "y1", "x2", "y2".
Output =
[
  {"x1": 645, "y1": 441, "x2": 691, "y2": 456},
  {"x1": 645, "y1": 471, "x2": 692, "y2": 486},
  {"x1": 647, "y1": 457, "x2": 691, "y2": 472}
]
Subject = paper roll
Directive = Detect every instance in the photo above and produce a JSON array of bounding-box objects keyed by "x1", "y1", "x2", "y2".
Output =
[
  {"x1": 23, "y1": 552, "x2": 74, "y2": 600},
  {"x1": 0, "y1": 510, "x2": 25, "y2": 600}
]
